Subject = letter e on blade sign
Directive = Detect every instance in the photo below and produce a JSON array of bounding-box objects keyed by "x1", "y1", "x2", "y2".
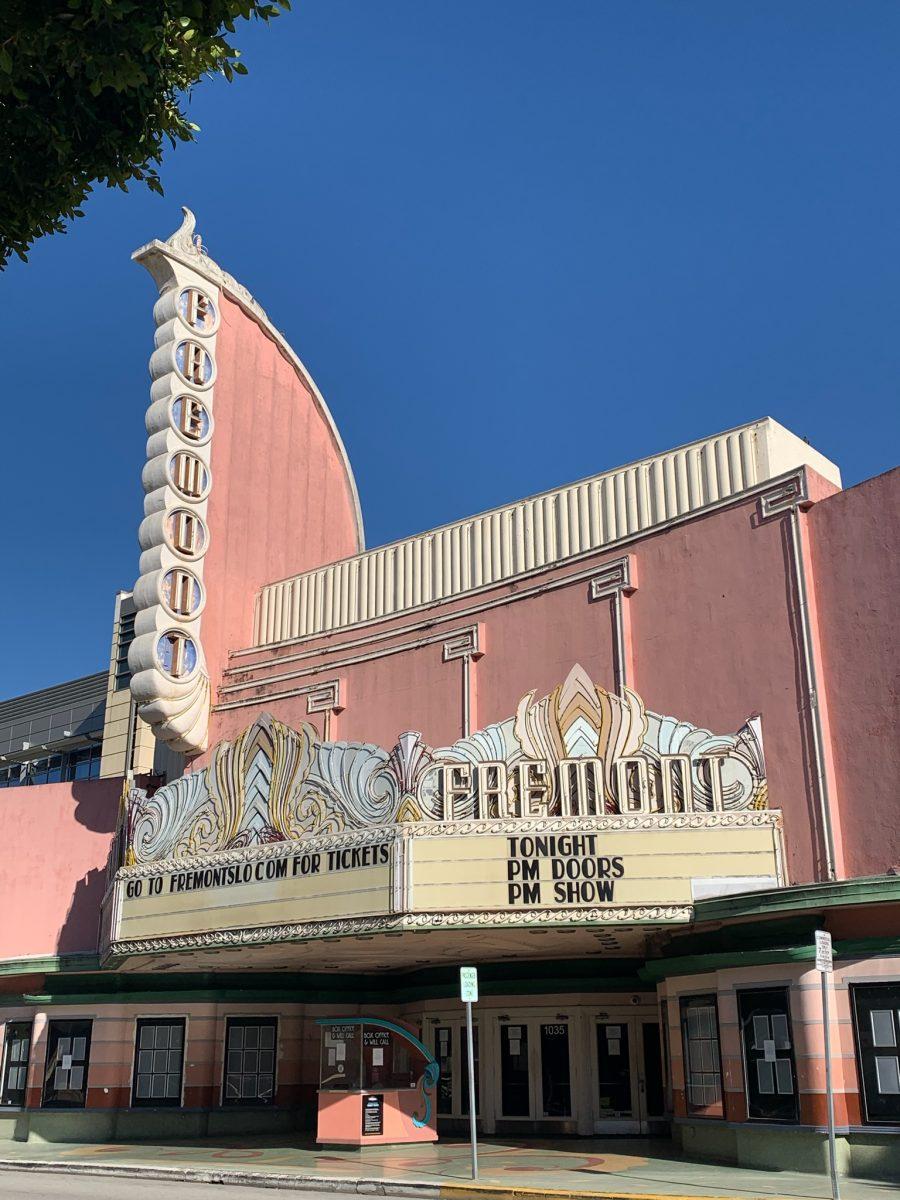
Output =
[
  {"x1": 460, "y1": 966, "x2": 479, "y2": 1003},
  {"x1": 815, "y1": 929, "x2": 833, "y2": 973}
]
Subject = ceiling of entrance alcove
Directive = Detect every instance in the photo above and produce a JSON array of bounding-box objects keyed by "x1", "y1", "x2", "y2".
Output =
[{"x1": 113, "y1": 922, "x2": 660, "y2": 974}]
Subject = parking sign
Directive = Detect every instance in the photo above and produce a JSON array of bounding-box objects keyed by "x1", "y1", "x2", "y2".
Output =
[{"x1": 460, "y1": 966, "x2": 479, "y2": 1002}]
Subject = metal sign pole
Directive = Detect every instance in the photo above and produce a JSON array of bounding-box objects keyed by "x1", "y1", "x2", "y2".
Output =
[
  {"x1": 821, "y1": 970, "x2": 840, "y2": 1200},
  {"x1": 459, "y1": 966, "x2": 479, "y2": 1180},
  {"x1": 816, "y1": 930, "x2": 840, "y2": 1200},
  {"x1": 465, "y1": 998, "x2": 478, "y2": 1180}
]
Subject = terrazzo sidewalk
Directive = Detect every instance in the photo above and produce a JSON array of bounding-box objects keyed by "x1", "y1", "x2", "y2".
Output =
[{"x1": 0, "y1": 1136, "x2": 895, "y2": 1200}]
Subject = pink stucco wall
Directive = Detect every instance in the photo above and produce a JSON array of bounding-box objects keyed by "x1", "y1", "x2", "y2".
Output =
[
  {"x1": 195, "y1": 294, "x2": 362, "y2": 763},
  {"x1": 807, "y1": 467, "x2": 900, "y2": 879},
  {"x1": 0, "y1": 778, "x2": 120, "y2": 960},
  {"x1": 211, "y1": 469, "x2": 871, "y2": 885}
]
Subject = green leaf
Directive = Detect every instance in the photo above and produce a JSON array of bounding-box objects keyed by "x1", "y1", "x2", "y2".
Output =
[{"x1": 0, "y1": 0, "x2": 297, "y2": 268}]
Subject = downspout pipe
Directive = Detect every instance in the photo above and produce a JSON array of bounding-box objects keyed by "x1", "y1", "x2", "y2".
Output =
[{"x1": 788, "y1": 505, "x2": 838, "y2": 883}]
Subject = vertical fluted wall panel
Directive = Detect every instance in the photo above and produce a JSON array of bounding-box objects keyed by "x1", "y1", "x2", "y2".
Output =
[{"x1": 250, "y1": 423, "x2": 802, "y2": 645}]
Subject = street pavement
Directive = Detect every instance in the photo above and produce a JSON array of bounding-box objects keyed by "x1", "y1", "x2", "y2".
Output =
[{"x1": 0, "y1": 1137, "x2": 896, "y2": 1200}]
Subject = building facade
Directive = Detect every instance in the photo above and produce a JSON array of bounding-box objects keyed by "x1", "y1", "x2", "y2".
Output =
[{"x1": 0, "y1": 211, "x2": 897, "y2": 1180}]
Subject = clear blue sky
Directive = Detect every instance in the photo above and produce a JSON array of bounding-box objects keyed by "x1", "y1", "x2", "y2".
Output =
[{"x1": 2, "y1": 1, "x2": 898, "y2": 698}]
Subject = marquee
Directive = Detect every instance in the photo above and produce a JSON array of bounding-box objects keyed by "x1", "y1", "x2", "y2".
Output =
[{"x1": 102, "y1": 665, "x2": 783, "y2": 960}]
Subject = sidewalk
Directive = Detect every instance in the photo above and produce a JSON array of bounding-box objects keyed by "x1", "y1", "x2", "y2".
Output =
[{"x1": 0, "y1": 1136, "x2": 895, "y2": 1200}]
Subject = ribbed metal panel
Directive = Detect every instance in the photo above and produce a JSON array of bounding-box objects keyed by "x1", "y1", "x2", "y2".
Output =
[{"x1": 253, "y1": 422, "x2": 780, "y2": 646}]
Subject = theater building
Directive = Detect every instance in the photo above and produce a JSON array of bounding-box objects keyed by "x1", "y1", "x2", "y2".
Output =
[{"x1": 0, "y1": 211, "x2": 898, "y2": 1179}]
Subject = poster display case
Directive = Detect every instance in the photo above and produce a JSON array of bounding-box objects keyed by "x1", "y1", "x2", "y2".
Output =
[{"x1": 315, "y1": 1018, "x2": 439, "y2": 1146}]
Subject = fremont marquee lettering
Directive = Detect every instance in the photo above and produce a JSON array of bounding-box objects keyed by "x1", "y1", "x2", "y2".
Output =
[
  {"x1": 436, "y1": 753, "x2": 729, "y2": 819},
  {"x1": 123, "y1": 842, "x2": 390, "y2": 901},
  {"x1": 506, "y1": 834, "x2": 625, "y2": 906}
]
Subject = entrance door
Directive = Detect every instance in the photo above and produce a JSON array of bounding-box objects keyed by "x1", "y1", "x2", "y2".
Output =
[
  {"x1": 432, "y1": 1019, "x2": 479, "y2": 1124},
  {"x1": 498, "y1": 1018, "x2": 574, "y2": 1125},
  {"x1": 594, "y1": 1018, "x2": 665, "y2": 1133}
]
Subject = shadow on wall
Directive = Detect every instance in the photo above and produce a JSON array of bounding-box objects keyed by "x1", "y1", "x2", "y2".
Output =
[{"x1": 55, "y1": 779, "x2": 120, "y2": 958}]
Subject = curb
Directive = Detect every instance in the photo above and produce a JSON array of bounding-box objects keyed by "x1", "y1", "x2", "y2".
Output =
[
  {"x1": 0, "y1": 1158, "x2": 778, "y2": 1200},
  {"x1": 1, "y1": 1160, "x2": 438, "y2": 1195}
]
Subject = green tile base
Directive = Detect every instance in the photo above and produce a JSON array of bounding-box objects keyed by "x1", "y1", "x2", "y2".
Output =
[
  {"x1": 0, "y1": 1107, "x2": 301, "y2": 1145},
  {"x1": 675, "y1": 1120, "x2": 900, "y2": 1183}
]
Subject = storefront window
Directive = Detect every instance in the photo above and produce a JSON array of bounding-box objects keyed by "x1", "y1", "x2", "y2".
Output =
[
  {"x1": 852, "y1": 982, "x2": 900, "y2": 1124},
  {"x1": 540, "y1": 1023, "x2": 571, "y2": 1117},
  {"x1": 680, "y1": 995, "x2": 723, "y2": 1118},
  {"x1": 362, "y1": 1025, "x2": 416, "y2": 1090},
  {"x1": 500, "y1": 1023, "x2": 530, "y2": 1116},
  {"x1": 42, "y1": 1019, "x2": 92, "y2": 1109},
  {"x1": 1, "y1": 1021, "x2": 32, "y2": 1106},
  {"x1": 223, "y1": 1017, "x2": 276, "y2": 1106},
  {"x1": 738, "y1": 988, "x2": 798, "y2": 1122},
  {"x1": 596, "y1": 1022, "x2": 632, "y2": 1117},
  {"x1": 320, "y1": 1024, "x2": 361, "y2": 1091},
  {"x1": 131, "y1": 1018, "x2": 185, "y2": 1107}
]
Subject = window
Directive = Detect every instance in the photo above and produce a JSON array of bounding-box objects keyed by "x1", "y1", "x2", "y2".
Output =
[
  {"x1": 223, "y1": 1018, "x2": 276, "y2": 1106},
  {"x1": 115, "y1": 611, "x2": 136, "y2": 690},
  {"x1": 1, "y1": 1022, "x2": 32, "y2": 1106},
  {"x1": 680, "y1": 995, "x2": 723, "y2": 1118},
  {"x1": 42, "y1": 1019, "x2": 92, "y2": 1108},
  {"x1": 852, "y1": 983, "x2": 900, "y2": 1124},
  {"x1": 66, "y1": 746, "x2": 101, "y2": 782},
  {"x1": 0, "y1": 764, "x2": 22, "y2": 788},
  {"x1": 29, "y1": 755, "x2": 63, "y2": 785},
  {"x1": 132, "y1": 1018, "x2": 185, "y2": 1107},
  {"x1": 738, "y1": 988, "x2": 798, "y2": 1122},
  {"x1": 319, "y1": 1024, "x2": 361, "y2": 1091}
]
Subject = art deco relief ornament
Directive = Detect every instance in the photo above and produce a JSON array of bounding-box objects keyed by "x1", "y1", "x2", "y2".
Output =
[
  {"x1": 123, "y1": 665, "x2": 768, "y2": 866},
  {"x1": 129, "y1": 208, "x2": 222, "y2": 754}
]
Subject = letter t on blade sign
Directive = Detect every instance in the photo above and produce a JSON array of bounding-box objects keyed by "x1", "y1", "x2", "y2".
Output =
[{"x1": 459, "y1": 967, "x2": 479, "y2": 1179}]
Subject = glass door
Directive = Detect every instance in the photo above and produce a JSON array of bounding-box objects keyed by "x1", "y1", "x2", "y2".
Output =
[
  {"x1": 498, "y1": 1018, "x2": 573, "y2": 1122},
  {"x1": 499, "y1": 1022, "x2": 531, "y2": 1116},
  {"x1": 595, "y1": 1020, "x2": 638, "y2": 1132},
  {"x1": 594, "y1": 1016, "x2": 665, "y2": 1133},
  {"x1": 539, "y1": 1022, "x2": 572, "y2": 1119},
  {"x1": 432, "y1": 1019, "x2": 479, "y2": 1122}
]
